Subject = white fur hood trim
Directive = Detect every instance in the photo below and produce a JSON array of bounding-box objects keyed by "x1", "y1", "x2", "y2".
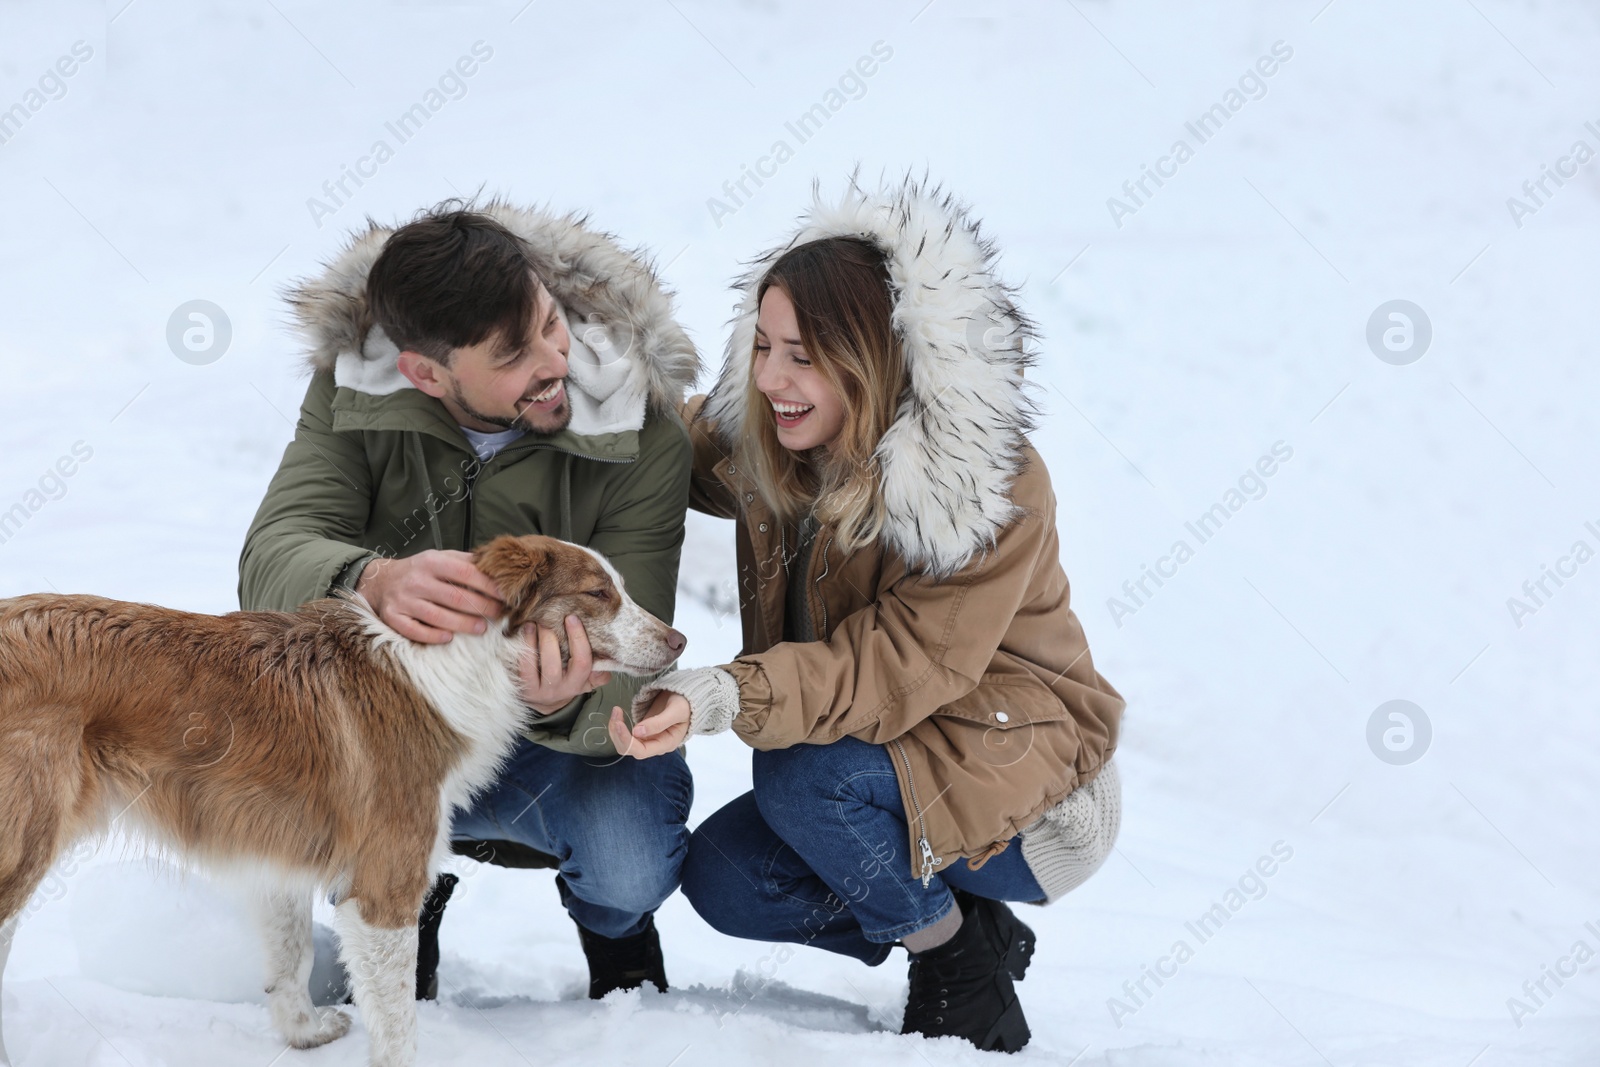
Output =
[
  {"x1": 284, "y1": 202, "x2": 700, "y2": 435},
  {"x1": 702, "y1": 176, "x2": 1040, "y2": 578}
]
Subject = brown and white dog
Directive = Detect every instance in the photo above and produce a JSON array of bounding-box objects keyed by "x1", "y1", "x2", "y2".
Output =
[{"x1": 0, "y1": 534, "x2": 685, "y2": 1067}]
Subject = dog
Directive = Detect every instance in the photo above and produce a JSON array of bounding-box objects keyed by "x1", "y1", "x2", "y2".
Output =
[{"x1": 0, "y1": 534, "x2": 685, "y2": 1067}]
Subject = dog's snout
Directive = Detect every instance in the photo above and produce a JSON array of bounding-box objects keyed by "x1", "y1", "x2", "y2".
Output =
[{"x1": 665, "y1": 628, "x2": 687, "y2": 654}]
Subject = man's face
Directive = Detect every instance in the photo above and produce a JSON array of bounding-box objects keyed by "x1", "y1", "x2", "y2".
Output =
[{"x1": 438, "y1": 284, "x2": 573, "y2": 436}]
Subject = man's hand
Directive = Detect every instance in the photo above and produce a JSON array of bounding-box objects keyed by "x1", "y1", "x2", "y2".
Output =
[
  {"x1": 519, "y1": 614, "x2": 612, "y2": 716},
  {"x1": 609, "y1": 690, "x2": 689, "y2": 759},
  {"x1": 355, "y1": 550, "x2": 505, "y2": 643}
]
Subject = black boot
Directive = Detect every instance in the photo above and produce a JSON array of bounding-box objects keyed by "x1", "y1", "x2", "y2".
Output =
[
  {"x1": 557, "y1": 874, "x2": 668, "y2": 998},
  {"x1": 572, "y1": 914, "x2": 668, "y2": 999},
  {"x1": 952, "y1": 888, "x2": 1036, "y2": 981},
  {"x1": 900, "y1": 893, "x2": 1031, "y2": 1052},
  {"x1": 415, "y1": 873, "x2": 458, "y2": 1001}
]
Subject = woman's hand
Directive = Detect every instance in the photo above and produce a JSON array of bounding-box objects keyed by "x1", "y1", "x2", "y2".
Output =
[
  {"x1": 608, "y1": 691, "x2": 690, "y2": 758},
  {"x1": 519, "y1": 615, "x2": 611, "y2": 715}
]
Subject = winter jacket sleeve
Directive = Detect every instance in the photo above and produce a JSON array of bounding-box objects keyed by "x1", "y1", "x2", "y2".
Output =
[
  {"x1": 238, "y1": 371, "x2": 377, "y2": 612},
  {"x1": 722, "y1": 485, "x2": 1056, "y2": 749},
  {"x1": 520, "y1": 408, "x2": 693, "y2": 754},
  {"x1": 680, "y1": 394, "x2": 739, "y2": 520}
]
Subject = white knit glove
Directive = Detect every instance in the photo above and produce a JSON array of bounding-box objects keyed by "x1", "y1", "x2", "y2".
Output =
[
  {"x1": 1018, "y1": 759, "x2": 1122, "y2": 903},
  {"x1": 632, "y1": 666, "x2": 742, "y2": 736}
]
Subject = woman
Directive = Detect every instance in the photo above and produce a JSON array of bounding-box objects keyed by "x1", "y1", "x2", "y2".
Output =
[{"x1": 608, "y1": 179, "x2": 1124, "y2": 1052}]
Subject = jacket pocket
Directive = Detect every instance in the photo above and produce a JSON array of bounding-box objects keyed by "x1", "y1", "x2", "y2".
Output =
[{"x1": 936, "y1": 670, "x2": 1073, "y2": 730}]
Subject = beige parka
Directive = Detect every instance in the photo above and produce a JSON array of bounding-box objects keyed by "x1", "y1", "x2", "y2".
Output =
[{"x1": 683, "y1": 179, "x2": 1125, "y2": 885}]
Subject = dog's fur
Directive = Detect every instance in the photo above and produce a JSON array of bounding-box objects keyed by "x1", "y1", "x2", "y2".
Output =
[{"x1": 0, "y1": 535, "x2": 684, "y2": 1067}]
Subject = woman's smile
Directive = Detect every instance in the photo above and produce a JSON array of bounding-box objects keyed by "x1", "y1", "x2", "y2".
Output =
[{"x1": 769, "y1": 397, "x2": 815, "y2": 427}]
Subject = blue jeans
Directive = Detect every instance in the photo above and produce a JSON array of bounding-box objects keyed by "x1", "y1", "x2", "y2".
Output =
[
  {"x1": 450, "y1": 737, "x2": 693, "y2": 939},
  {"x1": 680, "y1": 736, "x2": 1044, "y2": 965}
]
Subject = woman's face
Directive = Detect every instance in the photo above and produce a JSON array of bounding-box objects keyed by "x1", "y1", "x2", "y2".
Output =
[{"x1": 753, "y1": 286, "x2": 847, "y2": 453}]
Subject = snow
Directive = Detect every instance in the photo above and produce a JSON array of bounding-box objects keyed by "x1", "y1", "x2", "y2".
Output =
[{"x1": 2, "y1": 0, "x2": 1598, "y2": 1063}]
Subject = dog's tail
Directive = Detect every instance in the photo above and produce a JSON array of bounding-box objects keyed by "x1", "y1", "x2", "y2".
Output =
[
  {"x1": 0, "y1": 735, "x2": 79, "y2": 926},
  {"x1": 0, "y1": 915, "x2": 14, "y2": 1065},
  {"x1": 0, "y1": 714, "x2": 86, "y2": 1067}
]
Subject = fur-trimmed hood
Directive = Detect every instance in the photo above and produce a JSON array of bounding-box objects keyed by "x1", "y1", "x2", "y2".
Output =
[
  {"x1": 702, "y1": 176, "x2": 1039, "y2": 578},
  {"x1": 284, "y1": 202, "x2": 699, "y2": 436}
]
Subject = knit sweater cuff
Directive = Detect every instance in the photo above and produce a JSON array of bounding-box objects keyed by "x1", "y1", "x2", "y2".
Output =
[{"x1": 633, "y1": 667, "x2": 742, "y2": 736}]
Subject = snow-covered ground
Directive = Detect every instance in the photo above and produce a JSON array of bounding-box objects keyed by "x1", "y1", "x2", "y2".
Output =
[{"x1": 2, "y1": 0, "x2": 1597, "y2": 1063}]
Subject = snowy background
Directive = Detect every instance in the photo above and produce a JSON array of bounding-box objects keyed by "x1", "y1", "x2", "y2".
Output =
[{"x1": 2, "y1": 0, "x2": 1598, "y2": 1063}]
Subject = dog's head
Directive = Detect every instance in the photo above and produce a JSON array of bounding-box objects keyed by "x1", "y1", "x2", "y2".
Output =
[{"x1": 471, "y1": 534, "x2": 687, "y2": 675}]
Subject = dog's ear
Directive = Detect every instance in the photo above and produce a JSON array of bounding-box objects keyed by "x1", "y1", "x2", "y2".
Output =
[{"x1": 471, "y1": 536, "x2": 550, "y2": 621}]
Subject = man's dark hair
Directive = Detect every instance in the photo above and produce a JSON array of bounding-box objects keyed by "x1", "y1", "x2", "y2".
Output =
[{"x1": 365, "y1": 203, "x2": 541, "y2": 365}]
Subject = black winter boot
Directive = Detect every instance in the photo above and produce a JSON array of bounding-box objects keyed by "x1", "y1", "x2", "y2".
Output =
[
  {"x1": 952, "y1": 888, "x2": 1036, "y2": 981},
  {"x1": 572, "y1": 913, "x2": 668, "y2": 999},
  {"x1": 558, "y1": 873, "x2": 668, "y2": 998},
  {"x1": 415, "y1": 873, "x2": 458, "y2": 1001},
  {"x1": 900, "y1": 893, "x2": 1031, "y2": 1052}
]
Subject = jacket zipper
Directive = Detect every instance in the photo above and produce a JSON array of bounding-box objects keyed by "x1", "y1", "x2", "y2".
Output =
[
  {"x1": 457, "y1": 443, "x2": 633, "y2": 550},
  {"x1": 812, "y1": 536, "x2": 833, "y2": 635},
  {"x1": 892, "y1": 738, "x2": 942, "y2": 887},
  {"x1": 462, "y1": 462, "x2": 480, "y2": 549}
]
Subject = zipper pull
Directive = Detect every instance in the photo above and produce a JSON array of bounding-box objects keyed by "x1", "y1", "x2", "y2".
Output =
[{"x1": 919, "y1": 837, "x2": 941, "y2": 889}]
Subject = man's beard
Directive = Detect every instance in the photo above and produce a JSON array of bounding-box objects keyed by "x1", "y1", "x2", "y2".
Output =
[{"x1": 452, "y1": 379, "x2": 572, "y2": 436}]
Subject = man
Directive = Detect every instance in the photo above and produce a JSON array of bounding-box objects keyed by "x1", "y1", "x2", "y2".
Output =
[{"x1": 239, "y1": 202, "x2": 698, "y2": 1000}]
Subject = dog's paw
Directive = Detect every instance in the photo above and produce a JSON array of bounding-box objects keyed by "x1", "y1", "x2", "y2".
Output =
[{"x1": 282, "y1": 1006, "x2": 352, "y2": 1049}]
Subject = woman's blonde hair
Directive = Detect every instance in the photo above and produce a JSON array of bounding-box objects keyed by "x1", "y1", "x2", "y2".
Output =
[{"x1": 737, "y1": 236, "x2": 906, "y2": 553}]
